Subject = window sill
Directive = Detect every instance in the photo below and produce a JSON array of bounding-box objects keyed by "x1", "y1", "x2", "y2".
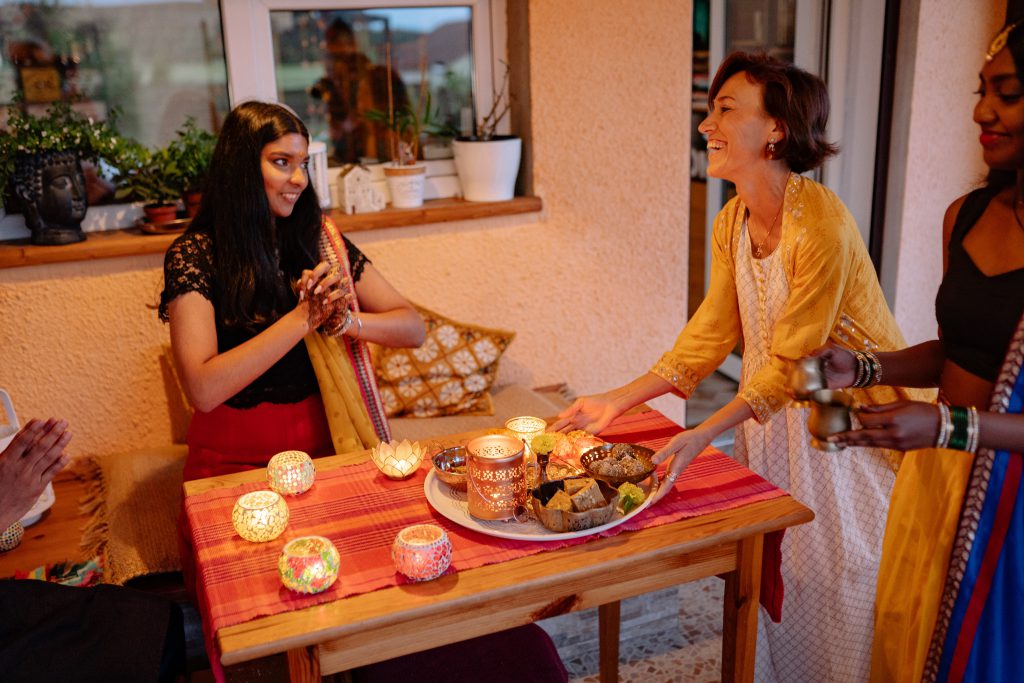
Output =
[{"x1": 0, "y1": 196, "x2": 543, "y2": 270}]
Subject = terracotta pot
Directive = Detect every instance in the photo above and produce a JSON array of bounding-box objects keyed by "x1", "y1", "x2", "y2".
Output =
[
  {"x1": 144, "y1": 202, "x2": 178, "y2": 224},
  {"x1": 182, "y1": 190, "x2": 202, "y2": 218}
]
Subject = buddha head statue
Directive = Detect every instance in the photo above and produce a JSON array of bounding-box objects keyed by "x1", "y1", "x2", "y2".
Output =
[{"x1": 13, "y1": 150, "x2": 87, "y2": 245}]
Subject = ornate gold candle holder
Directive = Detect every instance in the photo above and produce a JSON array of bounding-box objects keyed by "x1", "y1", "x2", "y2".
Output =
[
  {"x1": 466, "y1": 433, "x2": 526, "y2": 520},
  {"x1": 370, "y1": 440, "x2": 426, "y2": 480},
  {"x1": 278, "y1": 535, "x2": 341, "y2": 594},
  {"x1": 231, "y1": 490, "x2": 289, "y2": 542},
  {"x1": 267, "y1": 450, "x2": 316, "y2": 495},
  {"x1": 391, "y1": 524, "x2": 452, "y2": 582}
]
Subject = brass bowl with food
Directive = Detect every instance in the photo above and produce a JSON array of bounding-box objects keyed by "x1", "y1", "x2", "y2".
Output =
[
  {"x1": 530, "y1": 477, "x2": 620, "y2": 533},
  {"x1": 580, "y1": 443, "x2": 656, "y2": 486},
  {"x1": 432, "y1": 446, "x2": 468, "y2": 491}
]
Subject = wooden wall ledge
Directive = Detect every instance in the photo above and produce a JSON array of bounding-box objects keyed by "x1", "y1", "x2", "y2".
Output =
[{"x1": 0, "y1": 196, "x2": 543, "y2": 270}]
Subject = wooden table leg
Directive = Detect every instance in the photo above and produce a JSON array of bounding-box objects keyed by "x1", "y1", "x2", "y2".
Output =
[
  {"x1": 224, "y1": 645, "x2": 320, "y2": 682},
  {"x1": 598, "y1": 600, "x2": 621, "y2": 682},
  {"x1": 286, "y1": 645, "x2": 321, "y2": 683},
  {"x1": 721, "y1": 534, "x2": 764, "y2": 683}
]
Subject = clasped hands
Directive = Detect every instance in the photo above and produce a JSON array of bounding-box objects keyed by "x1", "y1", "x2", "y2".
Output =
[
  {"x1": 0, "y1": 418, "x2": 72, "y2": 531},
  {"x1": 803, "y1": 343, "x2": 939, "y2": 451},
  {"x1": 296, "y1": 261, "x2": 354, "y2": 335}
]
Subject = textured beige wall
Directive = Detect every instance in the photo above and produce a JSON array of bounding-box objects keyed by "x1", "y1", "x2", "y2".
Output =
[
  {"x1": 882, "y1": 0, "x2": 1003, "y2": 344},
  {"x1": 0, "y1": 0, "x2": 693, "y2": 456}
]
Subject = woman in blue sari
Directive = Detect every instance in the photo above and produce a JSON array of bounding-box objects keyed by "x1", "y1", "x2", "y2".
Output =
[{"x1": 806, "y1": 18, "x2": 1024, "y2": 682}]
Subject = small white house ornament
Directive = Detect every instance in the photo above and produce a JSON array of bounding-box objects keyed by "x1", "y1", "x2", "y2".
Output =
[{"x1": 338, "y1": 164, "x2": 385, "y2": 214}]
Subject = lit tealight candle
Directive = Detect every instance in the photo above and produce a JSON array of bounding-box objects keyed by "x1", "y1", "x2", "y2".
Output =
[
  {"x1": 231, "y1": 490, "x2": 289, "y2": 542},
  {"x1": 370, "y1": 440, "x2": 426, "y2": 480},
  {"x1": 392, "y1": 524, "x2": 452, "y2": 582},
  {"x1": 278, "y1": 535, "x2": 341, "y2": 594},
  {"x1": 267, "y1": 450, "x2": 316, "y2": 495},
  {"x1": 505, "y1": 416, "x2": 547, "y2": 459}
]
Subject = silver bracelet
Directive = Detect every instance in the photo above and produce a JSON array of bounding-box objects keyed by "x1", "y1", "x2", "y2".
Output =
[
  {"x1": 354, "y1": 314, "x2": 363, "y2": 339},
  {"x1": 935, "y1": 403, "x2": 952, "y2": 449},
  {"x1": 329, "y1": 309, "x2": 353, "y2": 338}
]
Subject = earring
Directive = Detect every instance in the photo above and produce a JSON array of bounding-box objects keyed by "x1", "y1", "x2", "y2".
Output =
[{"x1": 767, "y1": 139, "x2": 777, "y2": 158}]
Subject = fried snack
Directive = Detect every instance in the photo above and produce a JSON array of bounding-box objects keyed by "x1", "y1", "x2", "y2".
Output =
[
  {"x1": 563, "y1": 478, "x2": 591, "y2": 496},
  {"x1": 570, "y1": 479, "x2": 606, "y2": 512},
  {"x1": 545, "y1": 489, "x2": 573, "y2": 512}
]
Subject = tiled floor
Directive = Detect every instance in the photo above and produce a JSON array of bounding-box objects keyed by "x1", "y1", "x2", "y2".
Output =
[{"x1": 542, "y1": 371, "x2": 739, "y2": 682}]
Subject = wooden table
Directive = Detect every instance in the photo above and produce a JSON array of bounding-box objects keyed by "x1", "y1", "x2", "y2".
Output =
[
  {"x1": 0, "y1": 468, "x2": 94, "y2": 577},
  {"x1": 184, "y1": 430, "x2": 813, "y2": 683}
]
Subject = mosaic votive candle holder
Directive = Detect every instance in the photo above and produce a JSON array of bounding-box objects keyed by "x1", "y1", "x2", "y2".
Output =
[
  {"x1": 278, "y1": 535, "x2": 341, "y2": 594},
  {"x1": 391, "y1": 524, "x2": 452, "y2": 582},
  {"x1": 232, "y1": 490, "x2": 289, "y2": 542},
  {"x1": 370, "y1": 439, "x2": 426, "y2": 480},
  {"x1": 0, "y1": 521, "x2": 24, "y2": 552},
  {"x1": 267, "y1": 450, "x2": 316, "y2": 495}
]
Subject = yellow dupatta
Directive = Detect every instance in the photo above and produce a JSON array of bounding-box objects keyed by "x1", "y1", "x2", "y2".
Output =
[{"x1": 303, "y1": 217, "x2": 392, "y2": 455}]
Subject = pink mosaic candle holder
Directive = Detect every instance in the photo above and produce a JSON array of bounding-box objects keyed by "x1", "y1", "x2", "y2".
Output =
[
  {"x1": 278, "y1": 535, "x2": 341, "y2": 594},
  {"x1": 0, "y1": 521, "x2": 24, "y2": 552},
  {"x1": 267, "y1": 450, "x2": 316, "y2": 495},
  {"x1": 231, "y1": 490, "x2": 289, "y2": 542},
  {"x1": 391, "y1": 524, "x2": 452, "y2": 582}
]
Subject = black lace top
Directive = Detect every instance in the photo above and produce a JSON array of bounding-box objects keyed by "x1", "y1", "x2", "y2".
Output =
[
  {"x1": 936, "y1": 186, "x2": 1024, "y2": 382},
  {"x1": 159, "y1": 230, "x2": 370, "y2": 409}
]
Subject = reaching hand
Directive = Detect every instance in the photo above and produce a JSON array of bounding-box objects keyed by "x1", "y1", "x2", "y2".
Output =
[
  {"x1": 828, "y1": 400, "x2": 940, "y2": 451},
  {"x1": 650, "y1": 428, "x2": 714, "y2": 503},
  {"x1": 809, "y1": 343, "x2": 858, "y2": 389},
  {"x1": 548, "y1": 394, "x2": 622, "y2": 435},
  {"x1": 0, "y1": 418, "x2": 71, "y2": 530}
]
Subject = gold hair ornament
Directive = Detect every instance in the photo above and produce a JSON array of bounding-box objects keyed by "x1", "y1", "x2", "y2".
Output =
[{"x1": 987, "y1": 19, "x2": 1024, "y2": 61}]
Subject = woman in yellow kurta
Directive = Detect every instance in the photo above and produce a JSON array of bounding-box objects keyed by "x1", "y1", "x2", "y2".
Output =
[{"x1": 554, "y1": 52, "x2": 923, "y2": 682}]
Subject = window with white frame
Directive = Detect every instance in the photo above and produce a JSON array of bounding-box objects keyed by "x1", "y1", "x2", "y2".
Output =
[{"x1": 221, "y1": 0, "x2": 508, "y2": 167}]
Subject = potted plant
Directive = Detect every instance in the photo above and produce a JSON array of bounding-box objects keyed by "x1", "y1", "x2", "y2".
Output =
[
  {"x1": 363, "y1": 47, "x2": 445, "y2": 209},
  {"x1": 452, "y1": 61, "x2": 521, "y2": 202},
  {"x1": 165, "y1": 118, "x2": 216, "y2": 217},
  {"x1": 0, "y1": 96, "x2": 126, "y2": 244},
  {"x1": 113, "y1": 143, "x2": 181, "y2": 224}
]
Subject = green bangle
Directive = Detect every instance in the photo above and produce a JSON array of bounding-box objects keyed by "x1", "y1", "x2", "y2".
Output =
[{"x1": 948, "y1": 406, "x2": 969, "y2": 451}]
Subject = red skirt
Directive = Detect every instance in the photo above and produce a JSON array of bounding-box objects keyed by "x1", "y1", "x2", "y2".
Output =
[{"x1": 183, "y1": 394, "x2": 334, "y2": 481}]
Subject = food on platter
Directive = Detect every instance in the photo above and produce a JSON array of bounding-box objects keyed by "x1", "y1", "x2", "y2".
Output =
[
  {"x1": 540, "y1": 430, "x2": 605, "y2": 480},
  {"x1": 569, "y1": 478, "x2": 606, "y2": 512},
  {"x1": 618, "y1": 482, "x2": 646, "y2": 513},
  {"x1": 532, "y1": 478, "x2": 620, "y2": 532},
  {"x1": 581, "y1": 443, "x2": 656, "y2": 485}
]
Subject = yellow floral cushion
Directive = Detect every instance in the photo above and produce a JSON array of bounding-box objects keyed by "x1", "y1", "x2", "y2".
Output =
[{"x1": 372, "y1": 305, "x2": 515, "y2": 418}]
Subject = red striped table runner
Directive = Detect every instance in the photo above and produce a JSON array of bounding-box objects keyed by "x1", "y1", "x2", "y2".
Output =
[{"x1": 186, "y1": 410, "x2": 787, "y2": 635}]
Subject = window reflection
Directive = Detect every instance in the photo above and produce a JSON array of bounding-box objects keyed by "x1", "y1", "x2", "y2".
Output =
[
  {"x1": 0, "y1": 1, "x2": 229, "y2": 149},
  {"x1": 270, "y1": 7, "x2": 473, "y2": 166}
]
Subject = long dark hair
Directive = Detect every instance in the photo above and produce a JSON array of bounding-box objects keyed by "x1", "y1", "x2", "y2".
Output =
[
  {"x1": 987, "y1": 19, "x2": 1024, "y2": 191},
  {"x1": 189, "y1": 101, "x2": 322, "y2": 328}
]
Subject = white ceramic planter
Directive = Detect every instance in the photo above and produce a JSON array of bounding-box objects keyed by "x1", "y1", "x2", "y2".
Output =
[
  {"x1": 453, "y1": 136, "x2": 522, "y2": 202},
  {"x1": 383, "y1": 163, "x2": 427, "y2": 209}
]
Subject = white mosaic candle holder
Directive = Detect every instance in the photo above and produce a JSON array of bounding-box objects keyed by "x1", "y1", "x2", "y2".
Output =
[
  {"x1": 0, "y1": 521, "x2": 24, "y2": 552},
  {"x1": 231, "y1": 490, "x2": 289, "y2": 542},
  {"x1": 391, "y1": 524, "x2": 452, "y2": 582},
  {"x1": 278, "y1": 535, "x2": 341, "y2": 594},
  {"x1": 370, "y1": 440, "x2": 426, "y2": 480},
  {"x1": 267, "y1": 450, "x2": 316, "y2": 495}
]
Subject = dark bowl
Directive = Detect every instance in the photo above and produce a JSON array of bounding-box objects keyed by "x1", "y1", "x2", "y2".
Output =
[
  {"x1": 431, "y1": 446, "x2": 468, "y2": 491},
  {"x1": 580, "y1": 443, "x2": 656, "y2": 485},
  {"x1": 530, "y1": 478, "x2": 620, "y2": 532}
]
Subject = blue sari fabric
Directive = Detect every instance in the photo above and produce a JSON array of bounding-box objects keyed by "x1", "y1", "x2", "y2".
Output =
[{"x1": 935, "y1": 341, "x2": 1024, "y2": 683}]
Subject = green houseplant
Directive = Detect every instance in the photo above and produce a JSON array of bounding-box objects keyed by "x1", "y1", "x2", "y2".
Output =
[
  {"x1": 113, "y1": 143, "x2": 181, "y2": 223},
  {"x1": 165, "y1": 118, "x2": 216, "y2": 216}
]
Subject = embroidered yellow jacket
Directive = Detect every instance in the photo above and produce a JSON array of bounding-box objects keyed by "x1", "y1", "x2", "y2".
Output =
[{"x1": 651, "y1": 173, "x2": 926, "y2": 438}]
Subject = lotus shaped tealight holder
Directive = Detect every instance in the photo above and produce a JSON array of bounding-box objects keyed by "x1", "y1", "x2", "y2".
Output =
[{"x1": 370, "y1": 439, "x2": 426, "y2": 479}]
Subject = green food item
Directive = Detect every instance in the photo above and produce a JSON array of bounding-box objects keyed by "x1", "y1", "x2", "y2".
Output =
[
  {"x1": 531, "y1": 432, "x2": 557, "y2": 455},
  {"x1": 618, "y1": 482, "x2": 645, "y2": 513}
]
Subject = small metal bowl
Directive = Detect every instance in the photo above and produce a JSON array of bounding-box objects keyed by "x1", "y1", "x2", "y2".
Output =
[
  {"x1": 432, "y1": 446, "x2": 468, "y2": 491},
  {"x1": 580, "y1": 443, "x2": 656, "y2": 486}
]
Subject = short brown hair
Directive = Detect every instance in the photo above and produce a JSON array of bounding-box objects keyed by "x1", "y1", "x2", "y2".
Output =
[{"x1": 708, "y1": 52, "x2": 838, "y2": 173}]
